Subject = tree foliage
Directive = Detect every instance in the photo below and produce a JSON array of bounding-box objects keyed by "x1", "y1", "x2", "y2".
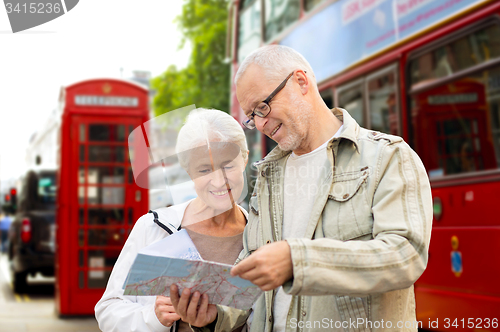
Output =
[{"x1": 152, "y1": 0, "x2": 230, "y2": 116}]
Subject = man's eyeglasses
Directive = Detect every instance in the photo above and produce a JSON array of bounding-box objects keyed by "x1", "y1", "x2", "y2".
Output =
[{"x1": 242, "y1": 71, "x2": 305, "y2": 130}]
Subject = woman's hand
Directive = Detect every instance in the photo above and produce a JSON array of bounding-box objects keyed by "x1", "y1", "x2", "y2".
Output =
[
  {"x1": 170, "y1": 284, "x2": 218, "y2": 327},
  {"x1": 155, "y1": 295, "x2": 181, "y2": 327}
]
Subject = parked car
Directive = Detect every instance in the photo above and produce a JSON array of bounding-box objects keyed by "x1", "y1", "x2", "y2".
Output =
[{"x1": 8, "y1": 169, "x2": 56, "y2": 293}]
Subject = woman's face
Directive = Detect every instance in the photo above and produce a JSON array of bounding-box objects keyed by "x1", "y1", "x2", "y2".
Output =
[{"x1": 187, "y1": 142, "x2": 246, "y2": 213}]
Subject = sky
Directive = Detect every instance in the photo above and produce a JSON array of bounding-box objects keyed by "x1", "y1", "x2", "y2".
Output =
[{"x1": 0, "y1": 0, "x2": 191, "y2": 185}]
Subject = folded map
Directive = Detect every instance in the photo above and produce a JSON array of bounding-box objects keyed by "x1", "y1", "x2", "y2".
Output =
[{"x1": 123, "y1": 230, "x2": 262, "y2": 310}]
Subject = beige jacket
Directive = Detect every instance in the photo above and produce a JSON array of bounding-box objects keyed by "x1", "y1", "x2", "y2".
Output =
[{"x1": 206, "y1": 108, "x2": 432, "y2": 332}]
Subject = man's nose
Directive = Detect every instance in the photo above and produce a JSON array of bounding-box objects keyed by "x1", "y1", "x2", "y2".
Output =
[{"x1": 254, "y1": 116, "x2": 268, "y2": 132}]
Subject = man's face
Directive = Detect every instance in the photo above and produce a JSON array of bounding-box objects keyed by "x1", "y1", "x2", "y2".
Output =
[{"x1": 236, "y1": 65, "x2": 313, "y2": 152}]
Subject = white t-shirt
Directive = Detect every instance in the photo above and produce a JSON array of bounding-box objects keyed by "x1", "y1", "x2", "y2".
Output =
[{"x1": 273, "y1": 126, "x2": 343, "y2": 332}]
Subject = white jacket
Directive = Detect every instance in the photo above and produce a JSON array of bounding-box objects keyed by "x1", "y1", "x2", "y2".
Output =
[
  {"x1": 95, "y1": 201, "x2": 249, "y2": 332},
  {"x1": 95, "y1": 201, "x2": 189, "y2": 332}
]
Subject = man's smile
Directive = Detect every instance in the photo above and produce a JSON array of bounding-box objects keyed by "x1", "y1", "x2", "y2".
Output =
[{"x1": 270, "y1": 123, "x2": 282, "y2": 137}]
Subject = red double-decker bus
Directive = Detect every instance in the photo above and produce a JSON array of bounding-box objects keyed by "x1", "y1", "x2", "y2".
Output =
[{"x1": 228, "y1": 0, "x2": 500, "y2": 329}]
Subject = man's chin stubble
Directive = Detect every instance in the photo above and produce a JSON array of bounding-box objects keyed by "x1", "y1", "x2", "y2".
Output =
[{"x1": 278, "y1": 134, "x2": 302, "y2": 151}]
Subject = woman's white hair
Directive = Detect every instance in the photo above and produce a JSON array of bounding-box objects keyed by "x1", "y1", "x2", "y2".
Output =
[
  {"x1": 234, "y1": 45, "x2": 316, "y2": 85},
  {"x1": 175, "y1": 108, "x2": 248, "y2": 170}
]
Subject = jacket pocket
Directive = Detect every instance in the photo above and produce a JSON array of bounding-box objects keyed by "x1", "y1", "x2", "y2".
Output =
[
  {"x1": 322, "y1": 168, "x2": 373, "y2": 241},
  {"x1": 336, "y1": 295, "x2": 371, "y2": 332}
]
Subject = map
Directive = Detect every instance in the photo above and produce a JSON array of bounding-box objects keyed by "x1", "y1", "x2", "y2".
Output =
[
  {"x1": 124, "y1": 255, "x2": 262, "y2": 310},
  {"x1": 122, "y1": 229, "x2": 262, "y2": 310}
]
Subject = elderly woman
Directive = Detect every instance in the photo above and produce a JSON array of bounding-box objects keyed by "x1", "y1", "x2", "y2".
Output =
[{"x1": 95, "y1": 109, "x2": 249, "y2": 332}]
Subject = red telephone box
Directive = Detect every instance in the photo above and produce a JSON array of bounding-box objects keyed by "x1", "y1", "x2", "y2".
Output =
[{"x1": 56, "y1": 79, "x2": 149, "y2": 315}]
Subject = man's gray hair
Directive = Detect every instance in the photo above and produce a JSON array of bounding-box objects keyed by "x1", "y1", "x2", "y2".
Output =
[
  {"x1": 235, "y1": 45, "x2": 316, "y2": 85},
  {"x1": 176, "y1": 108, "x2": 248, "y2": 170}
]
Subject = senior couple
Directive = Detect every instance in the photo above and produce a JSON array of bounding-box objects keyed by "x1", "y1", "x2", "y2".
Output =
[{"x1": 95, "y1": 45, "x2": 432, "y2": 332}]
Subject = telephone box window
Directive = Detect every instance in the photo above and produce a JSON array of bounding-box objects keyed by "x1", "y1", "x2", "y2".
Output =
[
  {"x1": 88, "y1": 146, "x2": 125, "y2": 163},
  {"x1": 87, "y1": 167, "x2": 124, "y2": 184},
  {"x1": 88, "y1": 229, "x2": 125, "y2": 247},
  {"x1": 79, "y1": 250, "x2": 84, "y2": 267},
  {"x1": 79, "y1": 208, "x2": 84, "y2": 225},
  {"x1": 88, "y1": 208, "x2": 125, "y2": 226},
  {"x1": 89, "y1": 124, "x2": 126, "y2": 142},
  {"x1": 79, "y1": 145, "x2": 85, "y2": 162},
  {"x1": 79, "y1": 271, "x2": 85, "y2": 289},
  {"x1": 79, "y1": 124, "x2": 86, "y2": 142}
]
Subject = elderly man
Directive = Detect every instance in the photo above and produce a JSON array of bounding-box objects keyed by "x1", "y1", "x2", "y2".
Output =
[{"x1": 172, "y1": 45, "x2": 432, "y2": 332}]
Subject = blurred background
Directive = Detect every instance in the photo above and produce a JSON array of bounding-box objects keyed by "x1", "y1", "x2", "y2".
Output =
[{"x1": 0, "y1": 0, "x2": 499, "y2": 331}]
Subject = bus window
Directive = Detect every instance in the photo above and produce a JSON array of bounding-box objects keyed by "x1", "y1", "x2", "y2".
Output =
[
  {"x1": 264, "y1": 0, "x2": 300, "y2": 41},
  {"x1": 246, "y1": 129, "x2": 262, "y2": 167},
  {"x1": 337, "y1": 81, "x2": 365, "y2": 127},
  {"x1": 242, "y1": 129, "x2": 262, "y2": 206},
  {"x1": 409, "y1": 23, "x2": 500, "y2": 177},
  {"x1": 410, "y1": 24, "x2": 500, "y2": 90},
  {"x1": 305, "y1": 0, "x2": 326, "y2": 11},
  {"x1": 320, "y1": 89, "x2": 334, "y2": 109},
  {"x1": 238, "y1": 0, "x2": 262, "y2": 63},
  {"x1": 366, "y1": 68, "x2": 399, "y2": 135},
  {"x1": 491, "y1": 74, "x2": 500, "y2": 166}
]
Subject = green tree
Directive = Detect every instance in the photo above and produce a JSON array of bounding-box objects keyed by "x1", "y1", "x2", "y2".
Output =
[{"x1": 152, "y1": 0, "x2": 230, "y2": 116}]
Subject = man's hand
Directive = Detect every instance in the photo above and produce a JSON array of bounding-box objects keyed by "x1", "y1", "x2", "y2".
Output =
[
  {"x1": 170, "y1": 284, "x2": 218, "y2": 327},
  {"x1": 155, "y1": 296, "x2": 181, "y2": 327},
  {"x1": 230, "y1": 240, "x2": 293, "y2": 291}
]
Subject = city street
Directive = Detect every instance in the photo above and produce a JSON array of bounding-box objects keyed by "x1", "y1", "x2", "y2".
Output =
[{"x1": 0, "y1": 253, "x2": 100, "y2": 332}]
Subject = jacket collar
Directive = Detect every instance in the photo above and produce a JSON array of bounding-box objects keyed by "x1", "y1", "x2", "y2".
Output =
[
  {"x1": 333, "y1": 107, "x2": 360, "y2": 151},
  {"x1": 255, "y1": 107, "x2": 360, "y2": 166}
]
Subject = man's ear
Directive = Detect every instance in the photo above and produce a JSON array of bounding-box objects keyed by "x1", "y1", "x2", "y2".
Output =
[{"x1": 295, "y1": 70, "x2": 309, "y2": 95}]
